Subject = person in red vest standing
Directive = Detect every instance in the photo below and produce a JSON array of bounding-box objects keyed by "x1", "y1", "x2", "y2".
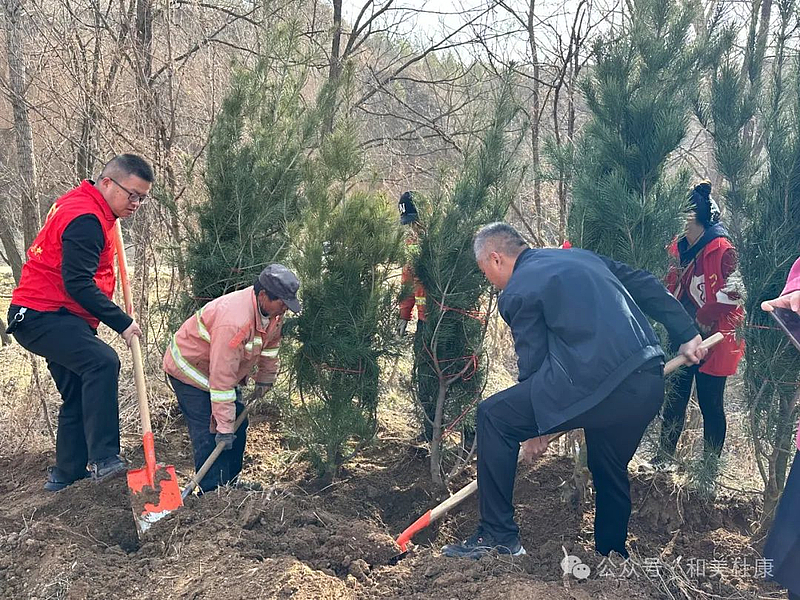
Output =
[
  {"x1": 656, "y1": 181, "x2": 745, "y2": 474},
  {"x1": 396, "y1": 192, "x2": 436, "y2": 440},
  {"x1": 6, "y1": 154, "x2": 152, "y2": 491},
  {"x1": 396, "y1": 191, "x2": 426, "y2": 337}
]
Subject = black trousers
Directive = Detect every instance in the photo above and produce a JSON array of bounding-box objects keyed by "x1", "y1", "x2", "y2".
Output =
[
  {"x1": 169, "y1": 376, "x2": 248, "y2": 493},
  {"x1": 659, "y1": 364, "x2": 727, "y2": 458},
  {"x1": 9, "y1": 306, "x2": 121, "y2": 481},
  {"x1": 476, "y1": 360, "x2": 664, "y2": 556}
]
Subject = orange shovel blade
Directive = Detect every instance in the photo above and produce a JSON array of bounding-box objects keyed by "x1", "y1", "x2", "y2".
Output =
[{"x1": 127, "y1": 464, "x2": 183, "y2": 535}]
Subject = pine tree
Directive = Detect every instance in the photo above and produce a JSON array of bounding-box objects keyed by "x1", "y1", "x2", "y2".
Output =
[
  {"x1": 184, "y1": 24, "x2": 317, "y2": 312},
  {"x1": 413, "y1": 82, "x2": 521, "y2": 486},
  {"x1": 569, "y1": 0, "x2": 713, "y2": 275},
  {"x1": 693, "y1": 21, "x2": 763, "y2": 499},
  {"x1": 567, "y1": 0, "x2": 719, "y2": 498},
  {"x1": 734, "y1": 4, "x2": 800, "y2": 527},
  {"x1": 699, "y1": 0, "x2": 800, "y2": 521},
  {"x1": 291, "y1": 111, "x2": 403, "y2": 481}
]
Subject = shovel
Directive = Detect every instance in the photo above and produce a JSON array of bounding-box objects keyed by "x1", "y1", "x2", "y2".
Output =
[
  {"x1": 181, "y1": 400, "x2": 253, "y2": 499},
  {"x1": 391, "y1": 332, "x2": 724, "y2": 561},
  {"x1": 115, "y1": 222, "x2": 183, "y2": 535}
]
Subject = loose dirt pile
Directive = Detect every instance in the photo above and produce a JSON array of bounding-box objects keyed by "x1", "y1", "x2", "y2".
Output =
[{"x1": 0, "y1": 415, "x2": 783, "y2": 599}]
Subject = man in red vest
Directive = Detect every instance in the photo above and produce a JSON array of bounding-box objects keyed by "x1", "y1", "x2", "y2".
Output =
[{"x1": 6, "y1": 154, "x2": 152, "y2": 491}]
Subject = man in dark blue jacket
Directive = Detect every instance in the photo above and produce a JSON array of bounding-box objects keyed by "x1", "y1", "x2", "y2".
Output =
[{"x1": 442, "y1": 222, "x2": 707, "y2": 560}]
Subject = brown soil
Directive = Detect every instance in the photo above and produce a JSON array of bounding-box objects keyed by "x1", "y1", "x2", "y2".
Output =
[{"x1": 0, "y1": 413, "x2": 783, "y2": 600}]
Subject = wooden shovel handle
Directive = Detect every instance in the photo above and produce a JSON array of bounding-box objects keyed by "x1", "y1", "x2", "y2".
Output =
[
  {"x1": 114, "y1": 221, "x2": 151, "y2": 436},
  {"x1": 663, "y1": 332, "x2": 723, "y2": 374},
  {"x1": 181, "y1": 403, "x2": 253, "y2": 499}
]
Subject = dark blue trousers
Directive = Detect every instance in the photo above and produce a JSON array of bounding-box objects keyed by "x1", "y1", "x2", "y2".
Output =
[
  {"x1": 169, "y1": 376, "x2": 248, "y2": 493},
  {"x1": 476, "y1": 360, "x2": 664, "y2": 556}
]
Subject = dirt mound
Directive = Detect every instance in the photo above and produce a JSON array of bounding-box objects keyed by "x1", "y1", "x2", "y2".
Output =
[{"x1": 0, "y1": 420, "x2": 781, "y2": 599}]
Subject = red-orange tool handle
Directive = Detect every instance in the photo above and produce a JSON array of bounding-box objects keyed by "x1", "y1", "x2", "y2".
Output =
[{"x1": 114, "y1": 221, "x2": 155, "y2": 486}]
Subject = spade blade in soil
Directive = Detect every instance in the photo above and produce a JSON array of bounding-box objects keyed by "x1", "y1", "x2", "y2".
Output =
[{"x1": 127, "y1": 464, "x2": 182, "y2": 536}]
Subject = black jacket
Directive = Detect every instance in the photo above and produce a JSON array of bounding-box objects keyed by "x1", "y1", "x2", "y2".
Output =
[
  {"x1": 62, "y1": 215, "x2": 132, "y2": 333},
  {"x1": 499, "y1": 248, "x2": 698, "y2": 433}
]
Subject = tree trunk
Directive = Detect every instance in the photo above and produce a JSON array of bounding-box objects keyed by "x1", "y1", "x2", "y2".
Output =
[
  {"x1": 527, "y1": 0, "x2": 542, "y2": 241},
  {"x1": 0, "y1": 320, "x2": 10, "y2": 346},
  {"x1": 135, "y1": 0, "x2": 153, "y2": 90},
  {"x1": 429, "y1": 380, "x2": 448, "y2": 487},
  {"x1": 130, "y1": 0, "x2": 155, "y2": 344},
  {"x1": 75, "y1": 112, "x2": 98, "y2": 180},
  {"x1": 329, "y1": 0, "x2": 343, "y2": 84},
  {"x1": 322, "y1": 0, "x2": 343, "y2": 134},
  {"x1": 563, "y1": 32, "x2": 580, "y2": 241},
  {"x1": 0, "y1": 208, "x2": 23, "y2": 283},
  {"x1": 3, "y1": 0, "x2": 40, "y2": 249},
  {"x1": 756, "y1": 390, "x2": 796, "y2": 536}
]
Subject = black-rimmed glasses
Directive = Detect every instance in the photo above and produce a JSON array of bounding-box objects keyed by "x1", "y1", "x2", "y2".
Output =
[{"x1": 109, "y1": 177, "x2": 150, "y2": 204}]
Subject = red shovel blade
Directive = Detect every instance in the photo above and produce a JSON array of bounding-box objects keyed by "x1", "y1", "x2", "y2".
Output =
[
  {"x1": 128, "y1": 463, "x2": 183, "y2": 535},
  {"x1": 127, "y1": 433, "x2": 182, "y2": 535}
]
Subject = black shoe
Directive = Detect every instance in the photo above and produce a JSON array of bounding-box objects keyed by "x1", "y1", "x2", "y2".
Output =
[
  {"x1": 43, "y1": 467, "x2": 90, "y2": 492},
  {"x1": 441, "y1": 528, "x2": 526, "y2": 559},
  {"x1": 88, "y1": 455, "x2": 127, "y2": 481}
]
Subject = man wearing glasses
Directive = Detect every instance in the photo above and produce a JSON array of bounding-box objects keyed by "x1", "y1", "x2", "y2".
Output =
[{"x1": 7, "y1": 154, "x2": 153, "y2": 491}]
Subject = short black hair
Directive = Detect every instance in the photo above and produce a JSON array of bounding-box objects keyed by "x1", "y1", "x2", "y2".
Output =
[
  {"x1": 473, "y1": 222, "x2": 528, "y2": 260},
  {"x1": 100, "y1": 154, "x2": 154, "y2": 183},
  {"x1": 253, "y1": 278, "x2": 278, "y2": 301}
]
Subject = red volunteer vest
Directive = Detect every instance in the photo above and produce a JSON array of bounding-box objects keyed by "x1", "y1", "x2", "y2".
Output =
[{"x1": 11, "y1": 180, "x2": 118, "y2": 329}]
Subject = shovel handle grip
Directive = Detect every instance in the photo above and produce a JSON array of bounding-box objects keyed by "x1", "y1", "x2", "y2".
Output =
[
  {"x1": 663, "y1": 332, "x2": 723, "y2": 374},
  {"x1": 181, "y1": 403, "x2": 253, "y2": 499},
  {"x1": 114, "y1": 222, "x2": 152, "y2": 438}
]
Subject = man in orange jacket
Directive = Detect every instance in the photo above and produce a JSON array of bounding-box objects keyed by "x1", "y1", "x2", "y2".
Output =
[
  {"x1": 163, "y1": 264, "x2": 301, "y2": 493},
  {"x1": 7, "y1": 154, "x2": 152, "y2": 491}
]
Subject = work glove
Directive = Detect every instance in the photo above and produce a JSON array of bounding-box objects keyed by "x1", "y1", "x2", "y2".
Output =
[
  {"x1": 215, "y1": 432, "x2": 236, "y2": 451},
  {"x1": 253, "y1": 382, "x2": 273, "y2": 399},
  {"x1": 395, "y1": 319, "x2": 409, "y2": 337}
]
